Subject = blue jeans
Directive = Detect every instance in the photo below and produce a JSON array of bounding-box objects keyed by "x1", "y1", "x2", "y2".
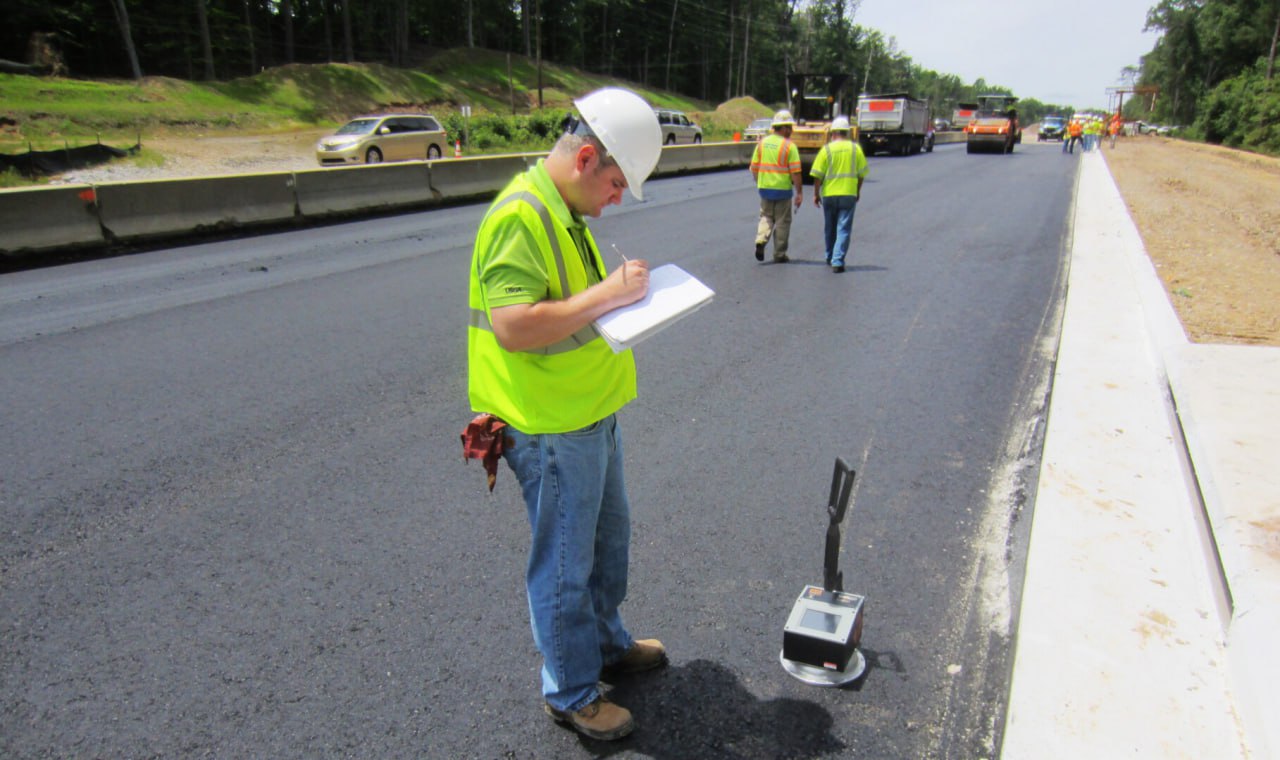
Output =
[
  {"x1": 502, "y1": 414, "x2": 635, "y2": 712},
  {"x1": 822, "y1": 195, "x2": 858, "y2": 267}
]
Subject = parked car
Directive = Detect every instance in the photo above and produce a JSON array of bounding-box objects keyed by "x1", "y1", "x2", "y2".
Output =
[
  {"x1": 654, "y1": 109, "x2": 703, "y2": 145},
  {"x1": 315, "y1": 114, "x2": 448, "y2": 166},
  {"x1": 933, "y1": 117, "x2": 951, "y2": 132},
  {"x1": 743, "y1": 117, "x2": 772, "y2": 140},
  {"x1": 1038, "y1": 116, "x2": 1066, "y2": 141}
]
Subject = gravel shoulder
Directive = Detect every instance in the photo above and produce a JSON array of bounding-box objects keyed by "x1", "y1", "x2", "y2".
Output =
[{"x1": 55, "y1": 131, "x2": 1280, "y2": 347}]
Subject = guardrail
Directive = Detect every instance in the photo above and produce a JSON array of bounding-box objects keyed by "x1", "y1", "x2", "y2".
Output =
[{"x1": 1, "y1": 141, "x2": 756, "y2": 261}]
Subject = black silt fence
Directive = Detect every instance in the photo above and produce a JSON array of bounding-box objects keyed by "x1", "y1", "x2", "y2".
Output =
[{"x1": 0, "y1": 142, "x2": 139, "y2": 177}]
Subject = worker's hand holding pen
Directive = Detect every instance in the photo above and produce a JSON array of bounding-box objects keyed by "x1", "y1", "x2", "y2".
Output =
[{"x1": 608, "y1": 243, "x2": 649, "y2": 306}]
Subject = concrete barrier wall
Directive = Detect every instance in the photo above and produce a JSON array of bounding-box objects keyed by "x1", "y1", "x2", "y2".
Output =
[
  {"x1": 0, "y1": 184, "x2": 105, "y2": 254},
  {"x1": 935, "y1": 131, "x2": 966, "y2": 144},
  {"x1": 295, "y1": 162, "x2": 432, "y2": 217},
  {"x1": 96, "y1": 173, "x2": 297, "y2": 243},
  {"x1": 656, "y1": 142, "x2": 754, "y2": 175},
  {"x1": 427, "y1": 155, "x2": 531, "y2": 201},
  {"x1": 4, "y1": 144, "x2": 757, "y2": 258}
]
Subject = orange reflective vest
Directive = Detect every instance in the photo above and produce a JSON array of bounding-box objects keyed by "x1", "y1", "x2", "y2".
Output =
[{"x1": 751, "y1": 134, "x2": 800, "y2": 192}]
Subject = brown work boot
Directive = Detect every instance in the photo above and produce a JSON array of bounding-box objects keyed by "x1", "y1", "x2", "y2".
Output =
[
  {"x1": 601, "y1": 638, "x2": 668, "y2": 679},
  {"x1": 544, "y1": 695, "x2": 633, "y2": 741}
]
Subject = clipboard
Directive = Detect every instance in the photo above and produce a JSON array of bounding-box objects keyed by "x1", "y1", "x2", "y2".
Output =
[{"x1": 593, "y1": 263, "x2": 715, "y2": 352}]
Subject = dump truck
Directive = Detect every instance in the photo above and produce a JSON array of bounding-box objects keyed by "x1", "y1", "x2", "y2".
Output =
[
  {"x1": 965, "y1": 94, "x2": 1022, "y2": 154},
  {"x1": 856, "y1": 92, "x2": 933, "y2": 156},
  {"x1": 951, "y1": 103, "x2": 978, "y2": 131},
  {"x1": 785, "y1": 73, "x2": 854, "y2": 178}
]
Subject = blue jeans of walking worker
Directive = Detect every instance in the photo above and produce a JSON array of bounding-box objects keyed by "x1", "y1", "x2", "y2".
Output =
[
  {"x1": 822, "y1": 195, "x2": 859, "y2": 268},
  {"x1": 502, "y1": 414, "x2": 636, "y2": 713}
]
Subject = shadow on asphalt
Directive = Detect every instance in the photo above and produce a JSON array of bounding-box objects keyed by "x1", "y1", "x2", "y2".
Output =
[
  {"x1": 580, "y1": 659, "x2": 845, "y2": 758},
  {"x1": 764, "y1": 260, "x2": 890, "y2": 272}
]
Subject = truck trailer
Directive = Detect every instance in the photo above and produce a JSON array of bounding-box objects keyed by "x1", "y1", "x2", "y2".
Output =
[
  {"x1": 951, "y1": 103, "x2": 978, "y2": 131},
  {"x1": 856, "y1": 93, "x2": 933, "y2": 156}
]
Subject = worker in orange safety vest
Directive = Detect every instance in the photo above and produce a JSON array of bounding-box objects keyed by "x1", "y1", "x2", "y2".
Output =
[{"x1": 1065, "y1": 118, "x2": 1084, "y2": 155}]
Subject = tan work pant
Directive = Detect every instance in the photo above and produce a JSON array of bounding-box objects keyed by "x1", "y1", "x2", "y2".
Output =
[{"x1": 756, "y1": 197, "x2": 794, "y2": 259}]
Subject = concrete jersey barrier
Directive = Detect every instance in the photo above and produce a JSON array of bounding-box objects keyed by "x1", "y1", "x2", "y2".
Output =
[
  {"x1": 426, "y1": 155, "x2": 533, "y2": 201},
  {"x1": 294, "y1": 162, "x2": 433, "y2": 217},
  {"x1": 1, "y1": 142, "x2": 756, "y2": 261},
  {"x1": 95, "y1": 173, "x2": 297, "y2": 243},
  {"x1": 657, "y1": 142, "x2": 755, "y2": 174},
  {"x1": 0, "y1": 184, "x2": 105, "y2": 254}
]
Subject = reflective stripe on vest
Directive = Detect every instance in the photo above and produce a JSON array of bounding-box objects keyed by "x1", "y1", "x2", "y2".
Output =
[
  {"x1": 753, "y1": 135, "x2": 798, "y2": 191},
  {"x1": 468, "y1": 191, "x2": 598, "y2": 356},
  {"x1": 467, "y1": 167, "x2": 637, "y2": 434},
  {"x1": 816, "y1": 142, "x2": 860, "y2": 196}
]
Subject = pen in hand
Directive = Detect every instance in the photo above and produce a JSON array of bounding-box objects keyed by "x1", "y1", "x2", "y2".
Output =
[{"x1": 612, "y1": 244, "x2": 629, "y2": 283}]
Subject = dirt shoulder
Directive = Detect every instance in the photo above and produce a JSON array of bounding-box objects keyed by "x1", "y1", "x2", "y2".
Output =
[{"x1": 1104, "y1": 137, "x2": 1280, "y2": 346}]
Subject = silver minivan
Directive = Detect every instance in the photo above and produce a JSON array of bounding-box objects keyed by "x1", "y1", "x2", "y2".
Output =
[
  {"x1": 654, "y1": 110, "x2": 703, "y2": 145},
  {"x1": 315, "y1": 114, "x2": 448, "y2": 166}
]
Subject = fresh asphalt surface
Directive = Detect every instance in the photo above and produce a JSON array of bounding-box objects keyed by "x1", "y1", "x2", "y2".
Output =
[{"x1": 1, "y1": 141, "x2": 1077, "y2": 758}]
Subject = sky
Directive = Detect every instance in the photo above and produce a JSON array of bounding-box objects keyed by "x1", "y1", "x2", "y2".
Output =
[{"x1": 852, "y1": 0, "x2": 1163, "y2": 110}]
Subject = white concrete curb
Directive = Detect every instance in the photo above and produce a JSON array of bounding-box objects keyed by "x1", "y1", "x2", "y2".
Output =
[{"x1": 1001, "y1": 152, "x2": 1249, "y2": 758}]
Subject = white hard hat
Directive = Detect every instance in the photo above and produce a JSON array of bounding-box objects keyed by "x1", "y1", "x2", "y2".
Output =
[
  {"x1": 772, "y1": 110, "x2": 796, "y2": 127},
  {"x1": 573, "y1": 87, "x2": 662, "y2": 201},
  {"x1": 831, "y1": 116, "x2": 851, "y2": 132}
]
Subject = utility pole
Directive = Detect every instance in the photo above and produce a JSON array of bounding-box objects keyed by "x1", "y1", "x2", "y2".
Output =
[
  {"x1": 860, "y1": 46, "x2": 873, "y2": 94},
  {"x1": 535, "y1": 0, "x2": 543, "y2": 108}
]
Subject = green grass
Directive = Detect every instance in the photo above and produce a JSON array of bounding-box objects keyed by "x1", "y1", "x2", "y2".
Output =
[
  {"x1": 0, "y1": 167, "x2": 28, "y2": 188},
  {"x1": 0, "y1": 48, "x2": 771, "y2": 184}
]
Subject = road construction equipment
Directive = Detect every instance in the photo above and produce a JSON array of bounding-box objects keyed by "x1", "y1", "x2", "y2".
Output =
[
  {"x1": 785, "y1": 73, "x2": 855, "y2": 178},
  {"x1": 780, "y1": 457, "x2": 868, "y2": 687},
  {"x1": 965, "y1": 94, "x2": 1022, "y2": 154}
]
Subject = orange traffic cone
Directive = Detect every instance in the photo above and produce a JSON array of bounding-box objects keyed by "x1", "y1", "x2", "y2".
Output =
[
  {"x1": 454, "y1": 140, "x2": 462, "y2": 158},
  {"x1": 733, "y1": 132, "x2": 742, "y2": 142}
]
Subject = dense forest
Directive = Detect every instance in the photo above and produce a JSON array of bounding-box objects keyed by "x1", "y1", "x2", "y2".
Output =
[
  {"x1": 1135, "y1": 0, "x2": 1279, "y2": 153},
  {"x1": 2, "y1": 0, "x2": 1071, "y2": 122},
  {"x1": 4, "y1": 0, "x2": 1276, "y2": 151}
]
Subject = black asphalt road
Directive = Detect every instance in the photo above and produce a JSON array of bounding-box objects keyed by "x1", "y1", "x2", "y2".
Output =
[{"x1": 1, "y1": 141, "x2": 1077, "y2": 759}]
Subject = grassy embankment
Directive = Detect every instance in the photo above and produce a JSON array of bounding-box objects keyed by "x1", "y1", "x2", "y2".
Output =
[{"x1": 0, "y1": 48, "x2": 772, "y2": 187}]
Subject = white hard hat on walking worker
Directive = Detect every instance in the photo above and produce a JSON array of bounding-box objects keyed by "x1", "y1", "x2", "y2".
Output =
[
  {"x1": 772, "y1": 110, "x2": 796, "y2": 127},
  {"x1": 573, "y1": 87, "x2": 662, "y2": 201},
  {"x1": 831, "y1": 116, "x2": 851, "y2": 132}
]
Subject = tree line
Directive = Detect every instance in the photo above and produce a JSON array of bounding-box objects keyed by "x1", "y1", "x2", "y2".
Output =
[
  {"x1": 5, "y1": 0, "x2": 1077, "y2": 121},
  {"x1": 1136, "y1": 0, "x2": 1279, "y2": 153}
]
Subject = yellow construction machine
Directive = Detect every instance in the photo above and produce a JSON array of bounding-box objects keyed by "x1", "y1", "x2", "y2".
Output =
[{"x1": 785, "y1": 73, "x2": 855, "y2": 178}]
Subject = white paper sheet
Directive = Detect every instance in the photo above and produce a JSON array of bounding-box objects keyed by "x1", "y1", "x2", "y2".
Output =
[{"x1": 592, "y1": 264, "x2": 715, "y2": 352}]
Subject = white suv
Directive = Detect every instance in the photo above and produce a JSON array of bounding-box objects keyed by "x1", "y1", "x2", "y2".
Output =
[{"x1": 654, "y1": 110, "x2": 703, "y2": 145}]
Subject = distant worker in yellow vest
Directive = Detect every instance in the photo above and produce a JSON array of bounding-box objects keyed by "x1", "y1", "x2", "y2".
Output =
[
  {"x1": 810, "y1": 116, "x2": 869, "y2": 273},
  {"x1": 750, "y1": 109, "x2": 803, "y2": 263},
  {"x1": 1085, "y1": 117, "x2": 1102, "y2": 151},
  {"x1": 464, "y1": 87, "x2": 668, "y2": 742}
]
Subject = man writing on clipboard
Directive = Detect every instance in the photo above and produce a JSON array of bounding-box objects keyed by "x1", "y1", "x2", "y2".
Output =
[{"x1": 463, "y1": 87, "x2": 668, "y2": 742}]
